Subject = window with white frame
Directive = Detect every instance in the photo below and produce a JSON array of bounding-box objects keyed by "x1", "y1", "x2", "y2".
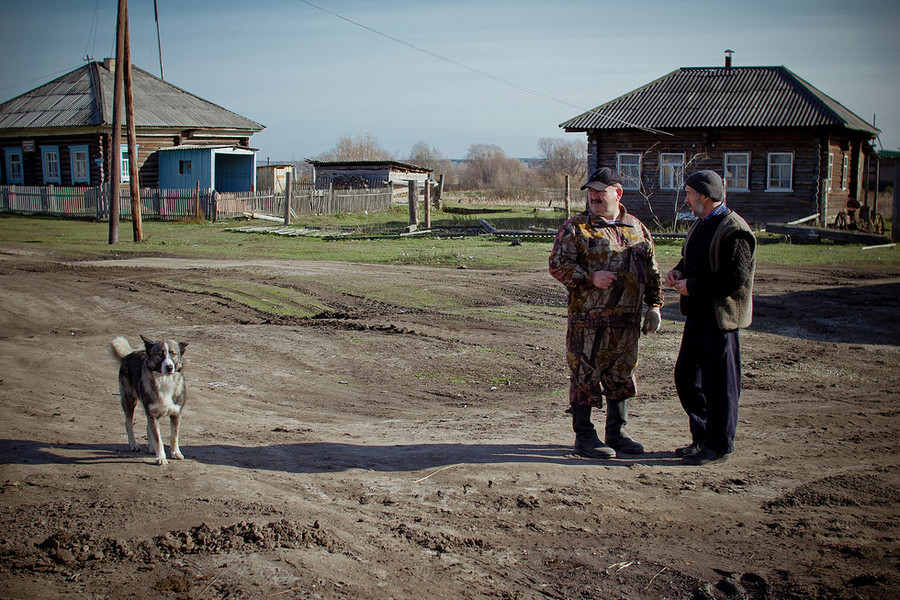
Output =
[
  {"x1": 120, "y1": 145, "x2": 130, "y2": 183},
  {"x1": 724, "y1": 153, "x2": 750, "y2": 191},
  {"x1": 660, "y1": 153, "x2": 684, "y2": 190},
  {"x1": 767, "y1": 152, "x2": 793, "y2": 191},
  {"x1": 617, "y1": 153, "x2": 641, "y2": 190},
  {"x1": 841, "y1": 154, "x2": 849, "y2": 190},
  {"x1": 70, "y1": 146, "x2": 89, "y2": 184},
  {"x1": 5, "y1": 149, "x2": 24, "y2": 184},
  {"x1": 826, "y1": 152, "x2": 834, "y2": 192},
  {"x1": 41, "y1": 146, "x2": 61, "y2": 184}
]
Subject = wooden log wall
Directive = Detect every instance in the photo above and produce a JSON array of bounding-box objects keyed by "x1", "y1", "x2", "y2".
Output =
[{"x1": 588, "y1": 128, "x2": 842, "y2": 226}]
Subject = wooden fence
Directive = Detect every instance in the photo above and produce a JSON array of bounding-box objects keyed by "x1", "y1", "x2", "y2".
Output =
[{"x1": 0, "y1": 184, "x2": 395, "y2": 221}]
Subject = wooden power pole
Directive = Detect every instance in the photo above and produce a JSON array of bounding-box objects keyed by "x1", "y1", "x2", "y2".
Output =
[
  {"x1": 108, "y1": 0, "x2": 127, "y2": 244},
  {"x1": 123, "y1": 0, "x2": 143, "y2": 241}
]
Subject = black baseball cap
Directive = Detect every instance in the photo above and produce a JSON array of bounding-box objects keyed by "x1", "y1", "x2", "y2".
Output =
[{"x1": 580, "y1": 167, "x2": 623, "y2": 191}]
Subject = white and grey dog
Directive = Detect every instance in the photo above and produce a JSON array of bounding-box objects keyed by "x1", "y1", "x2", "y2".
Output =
[{"x1": 110, "y1": 335, "x2": 188, "y2": 465}]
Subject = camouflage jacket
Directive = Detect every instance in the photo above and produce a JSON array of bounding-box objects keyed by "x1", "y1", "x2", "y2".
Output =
[{"x1": 549, "y1": 206, "x2": 663, "y2": 327}]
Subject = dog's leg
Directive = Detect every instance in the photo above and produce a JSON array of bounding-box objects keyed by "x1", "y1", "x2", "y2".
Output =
[
  {"x1": 169, "y1": 413, "x2": 184, "y2": 460},
  {"x1": 146, "y1": 417, "x2": 168, "y2": 466},
  {"x1": 122, "y1": 393, "x2": 141, "y2": 452}
]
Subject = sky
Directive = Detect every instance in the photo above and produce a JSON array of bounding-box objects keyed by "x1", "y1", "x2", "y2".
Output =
[{"x1": 1, "y1": 0, "x2": 899, "y2": 162}]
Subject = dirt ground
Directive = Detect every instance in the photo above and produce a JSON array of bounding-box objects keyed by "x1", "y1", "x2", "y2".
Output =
[{"x1": 0, "y1": 243, "x2": 898, "y2": 600}]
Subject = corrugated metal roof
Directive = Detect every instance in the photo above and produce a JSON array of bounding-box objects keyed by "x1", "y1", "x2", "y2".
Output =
[
  {"x1": 0, "y1": 61, "x2": 264, "y2": 132},
  {"x1": 309, "y1": 160, "x2": 432, "y2": 173},
  {"x1": 560, "y1": 66, "x2": 879, "y2": 136}
]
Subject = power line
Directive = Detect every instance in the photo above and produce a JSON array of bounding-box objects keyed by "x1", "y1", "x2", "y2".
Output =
[{"x1": 296, "y1": 0, "x2": 673, "y2": 138}]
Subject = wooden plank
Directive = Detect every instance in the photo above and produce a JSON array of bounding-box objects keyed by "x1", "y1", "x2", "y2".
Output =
[{"x1": 765, "y1": 222, "x2": 889, "y2": 245}]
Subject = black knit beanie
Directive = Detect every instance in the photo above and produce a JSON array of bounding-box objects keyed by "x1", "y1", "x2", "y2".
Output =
[{"x1": 684, "y1": 170, "x2": 725, "y2": 202}]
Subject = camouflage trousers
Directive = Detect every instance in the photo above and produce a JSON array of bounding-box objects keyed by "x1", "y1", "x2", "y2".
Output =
[{"x1": 567, "y1": 321, "x2": 641, "y2": 408}]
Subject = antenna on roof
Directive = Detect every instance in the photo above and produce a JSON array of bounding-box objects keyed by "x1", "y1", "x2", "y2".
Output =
[
  {"x1": 725, "y1": 49, "x2": 734, "y2": 69},
  {"x1": 154, "y1": 0, "x2": 164, "y2": 79}
]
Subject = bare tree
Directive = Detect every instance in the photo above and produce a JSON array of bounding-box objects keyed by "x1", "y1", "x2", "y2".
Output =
[
  {"x1": 628, "y1": 144, "x2": 709, "y2": 231},
  {"x1": 459, "y1": 143, "x2": 529, "y2": 189},
  {"x1": 407, "y1": 140, "x2": 453, "y2": 178},
  {"x1": 537, "y1": 137, "x2": 587, "y2": 188},
  {"x1": 317, "y1": 133, "x2": 395, "y2": 161}
]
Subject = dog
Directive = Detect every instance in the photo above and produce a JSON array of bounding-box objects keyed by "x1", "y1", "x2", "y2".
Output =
[{"x1": 110, "y1": 335, "x2": 188, "y2": 465}]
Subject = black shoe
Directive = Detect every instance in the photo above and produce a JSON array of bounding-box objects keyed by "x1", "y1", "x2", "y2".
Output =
[
  {"x1": 573, "y1": 441, "x2": 616, "y2": 459},
  {"x1": 675, "y1": 442, "x2": 704, "y2": 458},
  {"x1": 682, "y1": 447, "x2": 731, "y2": 465},
  {"x1": 606, "y1": 437, "x2": 644, "y2": 454}
]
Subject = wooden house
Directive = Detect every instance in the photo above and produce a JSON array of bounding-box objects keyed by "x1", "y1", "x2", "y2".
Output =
[
  {"x1": 0, "y1": 59, "x2": 263, "y2": 191},
  {"x1": 309, "y1": 160, "x2": 432, "y2": 203},
  {"x1": 560, "y1": 58, "x2": 880, "y2": 226}
]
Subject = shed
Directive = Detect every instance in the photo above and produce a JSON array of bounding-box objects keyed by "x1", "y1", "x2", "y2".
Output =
[
  {"x1": 158, "y1": 145, "x2": 256, "y2": 192},
  {"x1": 256, "y1": 162, "x2": 296, "y2": 193},
  {"x1": 560, "y1": 56, "x2": 880, "y2": 227},
  {"x1": 309, "y1": 160, "x2": 432, "y2": 203}
]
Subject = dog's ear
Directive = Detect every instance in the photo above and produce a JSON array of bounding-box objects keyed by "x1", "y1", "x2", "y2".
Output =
[
  {"x1": 179, "y1": 341, "x2": 188, "y2": 354},
  {"x1": 141, "y1": 334, "x2": 154, "y2": 350}
]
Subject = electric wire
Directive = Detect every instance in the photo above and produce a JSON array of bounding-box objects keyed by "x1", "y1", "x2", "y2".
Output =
[{"x1": 296, "y1": 0, "x2": 673, "y2": 137}]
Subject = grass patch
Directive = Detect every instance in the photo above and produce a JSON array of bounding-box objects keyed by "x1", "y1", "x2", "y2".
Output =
[
  {"x1": 162, "y1": 277, "x2": 330, "y2": 318},
  {"x1": 1, "y1": 213, "x2": 897, "y2": 271}
]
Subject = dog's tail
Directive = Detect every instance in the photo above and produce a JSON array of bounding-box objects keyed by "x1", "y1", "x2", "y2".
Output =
[{"x1": 110, "y1": 336, "x2": 134, "y2": 362}]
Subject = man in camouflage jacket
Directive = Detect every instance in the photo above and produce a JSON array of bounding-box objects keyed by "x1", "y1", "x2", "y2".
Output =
[{"x1": 549, "y1": 167, "x2": 663, "y2": 459}]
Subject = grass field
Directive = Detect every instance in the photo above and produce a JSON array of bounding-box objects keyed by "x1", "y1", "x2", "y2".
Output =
[{"x1": 1, "y1": 209, "x2": 897, "y2": 270}]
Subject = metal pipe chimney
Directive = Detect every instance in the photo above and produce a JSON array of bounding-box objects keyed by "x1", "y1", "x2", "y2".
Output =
[{"x1": 725, "y1": 49, "x2": 734, "y2": 69}]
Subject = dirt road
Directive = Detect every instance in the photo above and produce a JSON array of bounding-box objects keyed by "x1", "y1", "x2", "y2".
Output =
[{"x1": 1, "y1": 247, "x2": 898, "y2": 599}]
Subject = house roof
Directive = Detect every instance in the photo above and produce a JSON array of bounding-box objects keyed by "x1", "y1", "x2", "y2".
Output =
[
  {"x1": 560, "y1": 66, "x2": 880, "y2": 137},
  {"x1": 309, "y1": 160, "x2": 432, "y2": 173},
  {"x1": 0, "y1": 60, "x2": 264, "y2": 133}
]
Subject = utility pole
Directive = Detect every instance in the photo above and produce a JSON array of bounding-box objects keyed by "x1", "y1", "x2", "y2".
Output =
[
  {"x1": 123, "y1": 0, "x2": 143, "y2": 241},
  {"x1": 154, "y1": 0, "x2": 164, "y2": 79},
  {"x1": 108, "y1": 0, "x2": 127, "y2": 244}
]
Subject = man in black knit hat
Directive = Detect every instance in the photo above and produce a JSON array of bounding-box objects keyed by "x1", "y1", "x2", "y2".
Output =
[{"x1": 664, "y1": 170, "x2": 756, "y2": 465}]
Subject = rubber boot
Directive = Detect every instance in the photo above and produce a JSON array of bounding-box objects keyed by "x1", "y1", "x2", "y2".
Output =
[
  {"x1": 571, "y1": 404, "x2": 615, "y2": 459},
  {"x1": 605, "y1": 399, "x2": 644, "y2": 454}
]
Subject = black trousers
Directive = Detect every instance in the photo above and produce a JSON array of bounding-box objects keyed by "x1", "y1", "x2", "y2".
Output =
[{"x1": 674, "y1": 314, "x2": 741, "y2": 455}]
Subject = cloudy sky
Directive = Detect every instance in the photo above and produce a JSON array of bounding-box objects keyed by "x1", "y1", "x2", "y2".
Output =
[{"x1": 1, "y1": 0, "x2": 898, "y2": 161}]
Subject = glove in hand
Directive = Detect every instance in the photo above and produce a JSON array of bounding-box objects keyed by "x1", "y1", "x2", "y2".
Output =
[{"x1": 642, "y1": 306, "x2": 661, "y2": 335}]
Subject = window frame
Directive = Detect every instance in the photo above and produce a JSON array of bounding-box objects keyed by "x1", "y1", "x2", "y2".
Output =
[
  {"x1": 4, "y1": 148, "x2": 24, "y2": 184},
  {"x1": 70, "y1": 145, "x2": 90, "y2": 184},
  {"x1": 826, "y1": 152, "x2": 834, "y2": 192},
  {"x1": 840, "y1": 154, "x2": 849, "y2": 190},
  {"x1": 766, "y1": 152, "x2": 793, "y2": 192},
  {"x1": 120, "y1": 144, "x2": 131, "y2": 183},
  {"x1": 41, "y1": 146, "x2": 61, "y2": 184},
  {"x1": 723, "y1": 152, "x2": 750, "y2": 191},
  {"x1": 659, "y1": 152, "x2": 684, "y2": 190},
  {"x1": 616, "y1": 153, "x2": 641, "y2": 190}
]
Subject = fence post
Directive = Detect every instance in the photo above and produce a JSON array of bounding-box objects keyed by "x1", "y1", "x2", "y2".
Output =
[
  {"x1": 211, "y1": 191, "x2": 218, "y2": 223},
  {"x1": 283, "y1": 171, "x2": 292, "y2": 225},
  {"x1": 424, "y1": 180, "x2": 431, "y2": 229},
  {"x1": 893, "y1": 162, "x2": 899, "y2": 243},
  {"x1": 820, "y1": 178, "x2": 828, "y2": 228},
  {"x1": 408, "y1": 180, "x2": 419, "y2": 229},
  {"x1": 435, "y1": 174, "x2": 444, "y2": 211},
  {"x1": 194, "y1": 182, "x2": 201, "y2": 220}
]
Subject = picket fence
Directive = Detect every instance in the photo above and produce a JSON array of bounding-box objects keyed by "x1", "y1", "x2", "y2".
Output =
[{"x1": 0, "y1": 183, "x2": 394, "y2": 221}]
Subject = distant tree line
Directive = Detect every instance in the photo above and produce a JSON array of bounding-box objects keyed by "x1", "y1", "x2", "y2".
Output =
[{"x1": 298, "y1": 133, "x2": 587, "y2": 195}]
